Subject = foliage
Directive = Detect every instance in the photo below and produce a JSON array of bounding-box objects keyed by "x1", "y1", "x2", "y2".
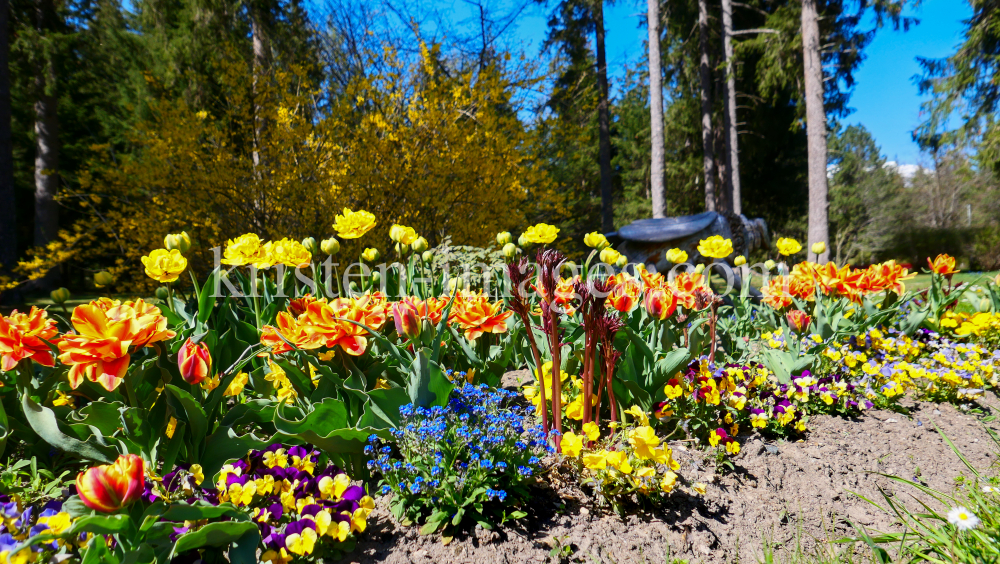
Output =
[{"x1": 367, "y1": 384, "x2": 547, "y2": 536}]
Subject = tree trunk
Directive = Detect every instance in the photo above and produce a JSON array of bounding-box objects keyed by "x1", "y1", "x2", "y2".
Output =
[
  {"x1": 251, "y1": 7, "x2": 268, "y2": 171},
  {"x1": 647, "y1": 0, "x2": 665, "y2": 219},
  {"x1": 0, "y1": 0, "x2": 17, "y2": 290},
  {"x1": 594, "y1": 0, "x2": 614, "y2": 232},
  {"x1": 721, "y1": 0, "x2": 741, "y2": 215},
  {"x1": 698, "y1": 0, "x2": 716, "y2": 212},
  {"x1": 33, "y1": 0, "x2": 58, "y2": 250},
  {"x1": 802, "y1": 0, "x2": 829, "y2": 262}
]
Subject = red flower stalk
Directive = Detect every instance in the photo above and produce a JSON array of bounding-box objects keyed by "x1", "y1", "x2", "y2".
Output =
[
  {"x1": 536, "y1": 249, "x2": 566, "y2": 444},
  {"x1": 594, "y1": 311, "x2": 625, "y2": 426},
  {"x1": 506, "y1": 257, "x2": 548, "y2": 432}
]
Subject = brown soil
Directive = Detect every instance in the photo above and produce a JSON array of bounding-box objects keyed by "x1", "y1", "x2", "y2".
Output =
[{"x1": 351, "y1": 392, "x2": 1000, "y2": 564}]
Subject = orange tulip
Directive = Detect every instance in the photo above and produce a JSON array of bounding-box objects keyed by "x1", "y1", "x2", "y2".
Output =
[
  {"x1": 643, "y1": 287, "x2": 678, "y2": 320},
  {"x1": 0, "y1": 307, "x2": 59, "y2": 372},
  {"x1": 761, "y1": 277, "x2": 794, "y2": 310},
  {"x1": 786, "y1": 310, "x2": 811, "y2": 333},
  {"x1": 58, "y1": 299, "x2": 175, "y2": 391},
  {"x1": 607, "y1": 278, "x2": 641, "y2": 313},
  {"x1": 449, "y1": 293, "x2": 514, "y2": 341},
  {"x1": 928, "y1": 254, "x2": 958, "y2": 278},
  {"x1": 76, "y1": 454, "x2": 144, "y2": 513},
  {"x1": 261, "y1": 312, "x2": 325, "y2": 355},
  {"x1": 178, "y1": 339, "x2": 212, "y2": 385}
]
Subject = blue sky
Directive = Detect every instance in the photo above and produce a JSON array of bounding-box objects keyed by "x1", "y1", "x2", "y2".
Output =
[
  {"x1": 390, "y1": 0, "x2": 970, "y2": 164},
  {"x1": 463, "y1": 0, "x2": 971, "y2": 165}
]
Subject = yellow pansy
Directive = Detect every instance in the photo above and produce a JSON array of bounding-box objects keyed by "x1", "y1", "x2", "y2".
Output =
[
  {"x1": 582, "y1": 421, "x2": 600, "y2": 441},
  {"x1": 561, "y1": 431, "x2": 583, "y2": 457}
]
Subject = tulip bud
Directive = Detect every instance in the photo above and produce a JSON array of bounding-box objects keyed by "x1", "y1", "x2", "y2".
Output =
[
  {"x1": 76, "y1": 454, "x2": 144, "y2": 513},
  {"x1": 394, "y1": 242, "x2": 409, "y2": 255},
  {"x1": 94, "y1": 271, "x2": 114, "y2": 287},
  {"x1": 615, "y1": 255, "x2": 628, "y2": 268},
  {"x1": 389, "y1": 224, "x2": 406, "y2": 243},
  {"x1": 155, "y1": 286, "x2": 170, "y2": 300},
  {"x1": 422, "y1": 250, "x2": 435, "y2": 264},
  {"x1": 695, "y1": 264, "x2": 705, "y2": 273},
  {"x1": 811, "y1": 242, "x2": 826, "y2": 255},
  {"x1": 301, "y1": 237, "x2": 319, "y2": 255},
  {"x1": 392, "y1": 302, "x2": 422, "y2": 340},
  {"x1": 178, "y1": 231, "x2": 192, "y2": 253},
  {"x1": 599, "y1": 248, "x2": 621, "y2": 265},
  {"x1": 50, "y1": 287, "x2": 71, "y2": 305},
  {"x1": 496, "y1": 231, "x2": 512, "y2": 246},
  {"x1": 502, "y1": 243, "x2": 519, "y2": 259},
  {"x1": 786, "y1": 310, "x2": 811, "y2": 334},
  {"x1": 178, "y1": 338, "x2": 212, "y2": 386},
  {"x1": 320, "y1": 237, "x2": 340, "y2": 255},
  {"x1": 411, "y1": 236, "x2": 429, "y2": 253},
  {"x1": 764, "y1": 260, "x2": 776, "y2": 270},
  {"x1": 665, "y1": 248, "x2": 688, "y2": 264},
  {"x1": 448, "y1": 277, "x2": 464, "y2": 293},
  {"x1": 361, "y1": 248, "x2": 380, "y2": 262},
  {"x1": 371, "y1": 271, "x2": 381, "y2": 285},
  {"x1": 164, "y1": 232, "x2": 192, "y2": 253},
  {"x1": 734, "y1": 255, "x2": 746, "y2": 267},
  {"x1": 517, "y1": 233, "x2": 530, "y2": 247}
]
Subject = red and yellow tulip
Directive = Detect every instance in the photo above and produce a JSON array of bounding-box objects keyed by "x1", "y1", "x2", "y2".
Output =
[
  {"x1": 76, "y1": 454, "x2": 145, "y2": 513},
  {"x1": 0, "y1": 307, "x2": 59, "y2": 372},
  {"x1": 178, "y1": 338, "x2": 212, "y2": 385}
]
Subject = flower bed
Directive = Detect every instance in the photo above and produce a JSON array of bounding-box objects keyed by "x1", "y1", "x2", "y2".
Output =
[{"x1": 0, "y1": 218, "x2": 997, "y2": 562}]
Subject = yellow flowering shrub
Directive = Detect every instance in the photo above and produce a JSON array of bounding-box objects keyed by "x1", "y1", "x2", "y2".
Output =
[{"x1": 10, "y1": 41, "x2": 562, "y2": 291}]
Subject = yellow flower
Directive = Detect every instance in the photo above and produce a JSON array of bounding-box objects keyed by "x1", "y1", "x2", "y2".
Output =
[
  {"x1": 389, "y1": 224, "x2": 418, "y2": 244},
  {"x1": 582, "y1": 450, "x2": 608, "y2": 470},
  {"x1": 697, "y1": 236, "x2": 733, "y2": 259},
  {"x1": 285, "y1": 527, "x2": 318, "y2": 556},
  {"x1": 583, "y1": 232, "x2": 609, "y2": 249},
  {"x1": 734, "y1": 255, "x2": 746, "y2": 266},
  {"x1": 561, "y1": 431, "x2": 583, "y2": 457},
  {"x1": 693, "y1": 482, "x2": 707, "y2": 495},
  {"x1": 225, "y1": 372, "x2": 249, "y2": 396},
  {"x1": 261, "y1": 549, "x2": 293, "y2": 564},
  {"x1": 333, "y1": 208, "x2": 377, "y2": 239},
  {"x1": 523, "y1": 223, "x2": 560, "y2": 244},
  {"x1": 189, "y1": 464, "x2": 204, "y2": 485},
  {"x1": 811, "y1": 241, "x2": 826, "y2": 254},
  {"x1": 166, "y1": 416, "x2": 178, "y2": 439},
  {"x1": 624, "y1": 405, "x2": 649, "y2": 427},
  {"x1": 52, "y1": 390, "x2": 75, "y2": 408},
  {"x1": 599, "y1": 247, "x2": 621, "y2": 265},
  {"x1": 141, "y1": 249, "x2": 187, "y2": 283},
  {"x1": 582, "y1": 421, "x2": 600, "y2": 441},
  {"x1": 775, "y1": 237, "x2": 802, "y2": 256},
  {"x1": 665, "y1": 248, "x2": 688, "y2": 264},
  {"x1": 267, "y1": 238, "x2": 313, "y2": 268},
  {"x1": 660, "y1": 471, "x2": 678, "y2": 492},
  {"x1": 361, "y1": 248, "x2": 380, "y2": 262},
  {"x1": 222, "y1": 234, "x2": 266, "y2": 266},
  {"x1": 164, "y1": 231, "x2": 192, "y2": 253},
  {"x1": 628, "y1": 426, "x2": 660, "y2": 459},
  {"x1": 605, "y1": 451, "x2": 632, "y2": 474}
]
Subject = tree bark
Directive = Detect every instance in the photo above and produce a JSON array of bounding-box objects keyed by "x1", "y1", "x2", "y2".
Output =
[
  {"x1": 0, "y1": 0, "x2": 17, "y2": 289},
  {"x1": 802, "y1": 0, "x2": 829, "y2": 261},
  {"x1": 251, "y1": 6, "x2": 268, "y2": 171},
  {"x1": 33, "y1": 0, "x2": 58, "y2": 249},
  {"x1": 647, "y1": 0, "x2": 665, "y2": 218},
  {"x1": 721, "y1": 0, "x2": 741, "y2": 215},
  {"x1": 594, "y1": 0, "x2": 614, "y2": 232},
  {"x1": 698, "y1": 0, "x2": 716, "y2": 212}
]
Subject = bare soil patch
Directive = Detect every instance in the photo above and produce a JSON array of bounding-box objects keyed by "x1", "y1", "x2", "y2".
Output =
[{"x1": 351, "y1": 394, "x2": 1000, "y2": 564}]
